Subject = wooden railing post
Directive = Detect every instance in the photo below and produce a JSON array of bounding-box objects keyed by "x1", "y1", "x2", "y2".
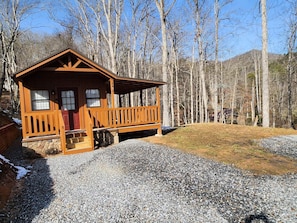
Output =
[
  {"x1": 58, "y1": 111, "x2": 66, "y2": 154},
  {"x1": 109, "y1": 79, "x2": 117, "y2": 128},
  {"x1": 85, "y1": 108, "x2": 94, "y2": 150}
]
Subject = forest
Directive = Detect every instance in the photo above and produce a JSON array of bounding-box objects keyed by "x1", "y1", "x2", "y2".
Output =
[{"x1": 1, "y1": 0, "x2": 297, "y2": 128}]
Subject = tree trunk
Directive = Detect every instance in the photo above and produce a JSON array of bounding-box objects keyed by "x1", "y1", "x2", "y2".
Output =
[
  {"x1": 220, "y1": 62, "x2": 225, "y2": 123},
  {"x1": 190, "y1": 46, "x2": 195, "y2": 123},
  {"x1": 261, "y1": 0, "x2": 269, "y2": 127},
  {"x1": 286, "y1": 6, "x2": 297, "y2": 128},
  {"x1": 251, "y1": 79, "x2": 256, "y2": 123},
  {"x1": 155, "y1": 0, "x2": 175, "y2": 126},
  {"x1": 213, "y1": 0, "x2": 219, "y2": 123},
  {"x1": 197, "y1": 28, "x2": 208, "y2": 123},
  {"x1": 170, "y1": 62, "x2": 175, "y2": 126},
  {"x1": 175, "y1": 58, "x2": 180, "y2": 126},
  {"x1": 231, "y1": 69, "x2": 238, "y2": 125}
]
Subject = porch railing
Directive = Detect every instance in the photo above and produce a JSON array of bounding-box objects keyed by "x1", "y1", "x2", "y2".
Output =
[
  {"x1": 88, "y1": 106, "x2": 160, "y2": 128},
  {"x1": 22, "y1": 110, "x2": 60, "y2": 138},
  {"x1": 22, "y1": 105, "x2": 160, "y2": 139}
]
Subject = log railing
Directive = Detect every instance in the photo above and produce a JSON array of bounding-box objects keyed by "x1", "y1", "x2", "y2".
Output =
[
  {"x1": 88, "y1": 106, "x2": 160, "y2": 128},
  {"x1": 22, "y1": 111, "x2": 60, "y2": 138}
]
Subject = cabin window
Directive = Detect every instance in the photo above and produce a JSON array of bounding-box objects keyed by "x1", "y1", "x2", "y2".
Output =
[
  {"x1": 31, "y1": 90, "x2": 50, "y2": 110},
  {"x1": 86, "y1": 89, "x2": 100, "y2": 107}
]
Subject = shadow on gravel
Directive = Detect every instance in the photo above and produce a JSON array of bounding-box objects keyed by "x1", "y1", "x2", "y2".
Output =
[
  {"x1": 244, "y1": 213, "x2": 271, "y2": 223},
  {"x1": 2, "y1": 139, "x2": 54, "y2": 223},
  {"x1": 119, "y1": 127, "x2": 177, "y2": 142}
]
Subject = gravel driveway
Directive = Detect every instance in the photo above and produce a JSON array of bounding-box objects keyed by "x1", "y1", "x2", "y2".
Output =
[{"x1": 4, "y1": 138, "x2": 297, "y2": 222}]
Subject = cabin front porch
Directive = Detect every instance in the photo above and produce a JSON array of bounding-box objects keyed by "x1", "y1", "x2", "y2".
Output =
[
  {"x1": 15, "y1": 49, "x2": 165, "y2": 156},
  {"x1": 21, "y1": 105, "x2": 162, "y2": 155}
]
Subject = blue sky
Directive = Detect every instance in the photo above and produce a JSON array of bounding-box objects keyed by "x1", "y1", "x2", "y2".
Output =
[
  {"x1": 213, "y1": 0, "x2": 291, "y2": 59},
  {"x1": 21, "y1": 0, "x2": 293, "y2": 60}
]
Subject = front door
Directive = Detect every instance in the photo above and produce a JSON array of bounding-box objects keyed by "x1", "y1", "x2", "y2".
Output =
[{"x1": 58, "y1": 88, "x2": 80, "y2": 130}]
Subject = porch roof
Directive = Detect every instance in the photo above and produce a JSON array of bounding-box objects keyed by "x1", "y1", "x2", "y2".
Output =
[{"x1": 14, "y1": 48, "x2": 165, "y2": 94}]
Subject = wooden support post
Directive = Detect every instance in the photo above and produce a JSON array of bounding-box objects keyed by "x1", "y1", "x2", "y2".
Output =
[
  {"x1": 128, "y1": 93, "x2": 131, "y2": 107},
  {"x1": 119, "y1": 94, "x2": 122, "y2": 108},
  {"x1": 110, "y1": 79, "x2": 116, "y2": 128},
  {"x1": 18, "y1": 81, "x2": 27, "y2": 138},
  {"x1": 112, "y1": 130, "x2": 119, "y2": 144},
  {"x1": 155, "y1": 87, "x2": 162, "y2": 136},
  {"x1": 110, "y1": 79, "x2": 115, "y2": 108},
  {"x1": 140, "y1": 90, "x2": 143, "y2": 106}
]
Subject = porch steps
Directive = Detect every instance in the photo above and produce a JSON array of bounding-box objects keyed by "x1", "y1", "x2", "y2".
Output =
[{"x1": 65, "y1": 130, "x2": 92, "y2": 151}]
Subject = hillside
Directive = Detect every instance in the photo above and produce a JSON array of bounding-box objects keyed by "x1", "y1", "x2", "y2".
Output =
[{"x1": 224, "y1": 49, "x2": 282, "y2": 65}]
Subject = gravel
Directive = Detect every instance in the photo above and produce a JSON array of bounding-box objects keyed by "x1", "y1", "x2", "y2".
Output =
[
  {"x1": 260, "y1": 135, "x2": 297, "y2": 159},
  {"x1": 3, "y1": 138, "x2": 297, "y2": 223}
]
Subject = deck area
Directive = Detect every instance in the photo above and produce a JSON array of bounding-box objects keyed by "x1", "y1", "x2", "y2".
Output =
[{"x1": 21, "y1": 106, "x2": 161, "y2": 155}]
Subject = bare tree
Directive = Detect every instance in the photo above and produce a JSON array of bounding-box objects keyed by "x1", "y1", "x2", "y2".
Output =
[
  {"x1": 189, "y1": 0, "x2": 211, "y2": 123},
  {"x1": 214, "y1": 0, "x2": 219, "y2": 123},
  {"x1": 168, "y1": 20, "x2": 184, "y2": 126},
  {"x1": 155, "y1": 0, "x2": 176, "y2": 126},
  {"x1": 0, "y1": 0, "x2": 40, "y2": 113},
  {"x1": 261, "y1": 0, "x2": 269, "y2": 127},
  {"x1": 252, "y1": 50, "x2": 261, "y2": 121},
  {"x1": 57, "y1": 0, "x2": 123, "y2": 74},
  {"x1": 286, "y1": 0, "x2": 297, "y2": 128},
  {"x1": 213, "y1": 0, "x2": 232, "y2": 123}
]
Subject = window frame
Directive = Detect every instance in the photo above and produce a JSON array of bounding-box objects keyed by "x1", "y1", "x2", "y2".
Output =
[
  {"x1": 31, "y1": 90, "x2": 50, "y2": 111},
  {"x1": 86, "y1": 89, "x2": 101, "y2": 108}
]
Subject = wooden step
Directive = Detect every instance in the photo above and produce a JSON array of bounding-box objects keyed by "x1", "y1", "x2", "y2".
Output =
[
  {"x1": 66, "y1": 141, "x2": 92, "y2": 150},
  {"x1": 66, "y1": 135, "x2": 91, "y2": 150},
  {"x1": 66, "y1": 129, "x2": 87, "y2": 139},
  {"x1": 66, "y1": 136, "x2": 88, "y2": 144}
]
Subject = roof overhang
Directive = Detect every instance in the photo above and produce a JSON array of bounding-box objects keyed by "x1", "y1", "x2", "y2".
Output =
[{"x1": 113, "y1": 77, "x2": 165, "y2": 94}]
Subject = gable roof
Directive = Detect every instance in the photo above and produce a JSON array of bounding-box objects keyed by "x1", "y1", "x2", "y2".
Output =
[{"x1": 14, "y1": 48, "x2": 165, "y2": 94}]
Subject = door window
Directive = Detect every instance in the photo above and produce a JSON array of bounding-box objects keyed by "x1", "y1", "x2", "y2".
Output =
[{"x1": 61, "y1": 90, "x2": 75, "y2": 110}]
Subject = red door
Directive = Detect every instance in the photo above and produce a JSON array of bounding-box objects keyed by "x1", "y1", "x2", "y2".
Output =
[{"x1": 58, "y1": 89, "x2": 80, "y2": 130}]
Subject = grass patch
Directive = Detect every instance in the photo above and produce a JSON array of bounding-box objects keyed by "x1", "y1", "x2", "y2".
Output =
[{"x1": 143, "y1": 123, "x2": 297, "y2": 175}]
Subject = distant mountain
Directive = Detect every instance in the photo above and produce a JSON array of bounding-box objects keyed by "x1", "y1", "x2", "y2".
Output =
[{"x1": 223, "y1": 49, "x2": 283, "y2": 65}]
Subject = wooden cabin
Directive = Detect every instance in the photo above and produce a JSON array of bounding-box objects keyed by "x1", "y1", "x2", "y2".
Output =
[{"x1": 14, "y1": 49, "x2": 165, "y2": 155}]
